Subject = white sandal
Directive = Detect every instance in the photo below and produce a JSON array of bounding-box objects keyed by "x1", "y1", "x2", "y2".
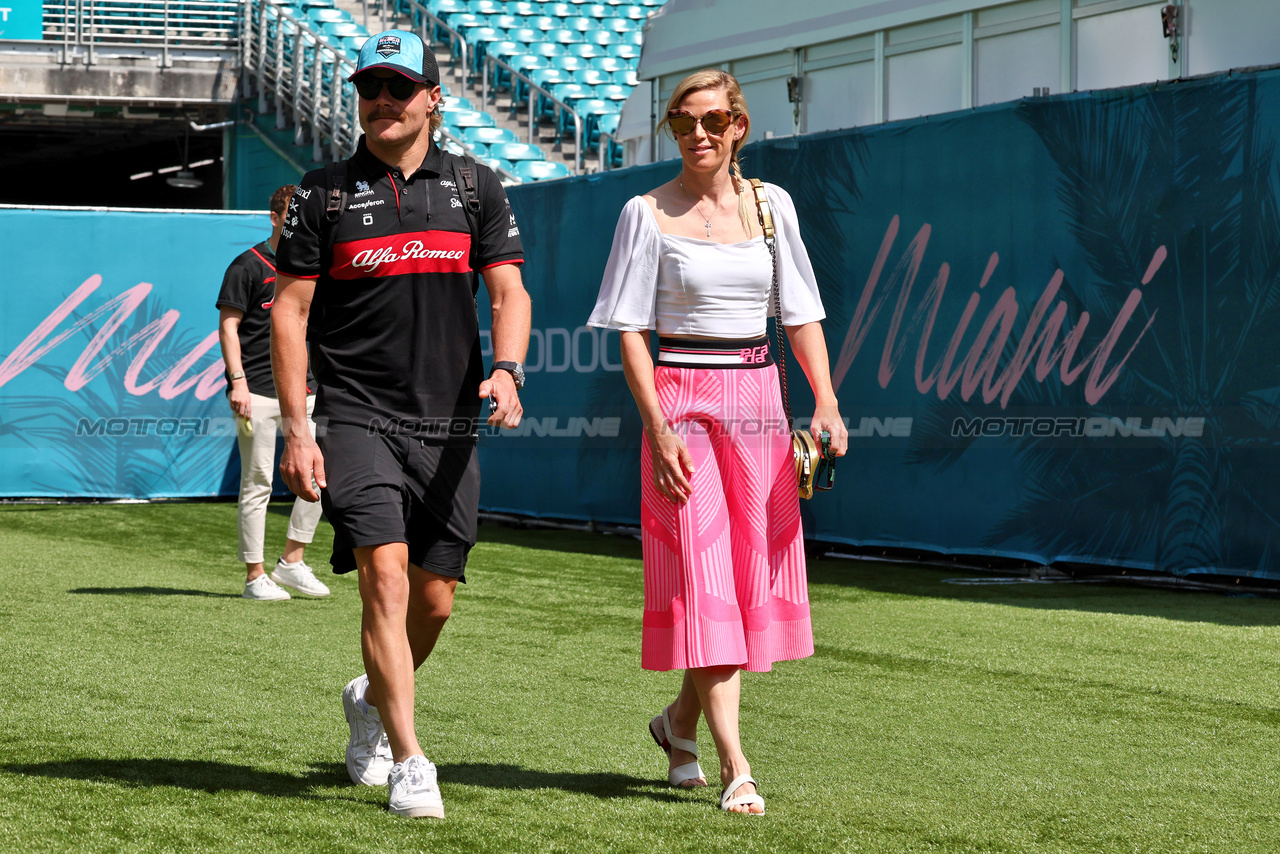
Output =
[
  {"x1": 720, "y1": 774, "x2": 765, "y2": 815},
  {"x1": 648, "y1": 706, "x2": 706, "y2": 787}
]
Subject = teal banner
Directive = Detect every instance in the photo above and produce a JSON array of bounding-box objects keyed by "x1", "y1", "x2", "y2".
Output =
[
  {"x1": 2, "y1": 65, "x2": 1279, "y2": 579},
  {"x1": 0, "y1": 0, "x2": 44, "y2": 40},
  {"x1": 494, "y1": 66, "x2": 1280, "y2": 579}
]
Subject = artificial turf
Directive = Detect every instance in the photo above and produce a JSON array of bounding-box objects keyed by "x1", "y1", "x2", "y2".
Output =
[{"x1": 1, "y1": 502, "x2": 1279, "y2": 853}]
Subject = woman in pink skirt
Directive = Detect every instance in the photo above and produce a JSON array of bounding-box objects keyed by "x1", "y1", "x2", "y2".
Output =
[{"x1": 588, "y1": 69, "x2": 848, "y2": 814}]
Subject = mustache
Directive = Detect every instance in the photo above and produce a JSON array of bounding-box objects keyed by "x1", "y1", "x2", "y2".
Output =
[{"x1": 366, "y1": 108, "x2": 402, "y2": 121}]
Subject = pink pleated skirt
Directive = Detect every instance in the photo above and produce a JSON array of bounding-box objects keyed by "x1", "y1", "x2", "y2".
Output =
[{"x1": 639, "y1": 338, "x2": 814, "y2": 673}]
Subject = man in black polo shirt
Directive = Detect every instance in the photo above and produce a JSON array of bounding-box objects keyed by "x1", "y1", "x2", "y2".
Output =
[
  {"x1": 216, "y1": 184, "x2": 328, "y2": 602},
  {"x1": 272, "y1": 30, "x2": 530, "y2": 819}
]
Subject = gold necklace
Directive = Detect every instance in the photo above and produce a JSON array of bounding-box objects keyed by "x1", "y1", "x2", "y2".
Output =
[{"x1": 679, "y1": 178, "x2": 714, "y2": 237}]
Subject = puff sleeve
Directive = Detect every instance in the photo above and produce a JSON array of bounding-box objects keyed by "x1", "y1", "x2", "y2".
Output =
[
  {"x1": 587, "y1": 196, "x2": 661, "y2": 331},
  {"x1": 767, "y1": 183, "x2": 826, "y2": 326}
]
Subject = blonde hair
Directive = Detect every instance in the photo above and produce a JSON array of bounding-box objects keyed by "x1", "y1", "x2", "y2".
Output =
[{"x1": 659, "y1": 69, "x2": 755, "y2": 236}]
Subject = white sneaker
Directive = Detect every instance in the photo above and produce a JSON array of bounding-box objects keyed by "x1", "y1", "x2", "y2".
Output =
[
  {"x1": 342, "y1": 674, "x2": 393, "y2": 786},
  {"x1": 388, "y1": 755, "x2": 444, "y2": 818},
  {"x1": 271, "y1": 558, "x2": 330, "y2": 597},
  {"x1": 243, "y1": 574, "x2": 291, "y2": 600}
]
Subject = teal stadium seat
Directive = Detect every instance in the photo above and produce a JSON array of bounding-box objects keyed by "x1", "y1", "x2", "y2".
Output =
[
  {"x1": 489, "y1": 142, "x2": 545, "y2": 161},
  {"x1": 588, "y1": 56, "x2": 626, "y2": 73},
  {"x1": 545, "y1": 2, "x2": 573, "y2": 16},
  {"x1": 609, "y1": 43, "x2": 638, "y2": 60},
  {"x1": 530, "y1": 16, "x2": 560, "y2": 31},
  {"x1": 480, "y1": 156, "x2": 517, "y2": 176},
  {"x1": 561, "y1": 16, "x2": 593, "y2": 31},
  {"x1": 582, "y1": 4, "x2": 609, "y2": 17},
  {"x1": 564, "y1": 42, "x2": 602, "y2": 59},
  {"x1": 596, "y1": 112, "x2": 623, "y2": 168},
  {"x1": 528, "y1": 41, "x2": 565, "y2": 57},
  {"x1": 440, "y1": 95, "x2": 474, "y2": 109},
  {"x1": 573, "y1": 68, "x2": 612, "y2": 86},
  {"x1": 546, "y1": 28, "x2": 583, "y2": 44},
  {"x1": 469, "y1": 0, "x2": 505, "y2": 15},
  {"x1": 446, "y1": 109, "x2": 497, "y2": 128},
  {"x1": 509, "y1": 27, "x2": 540, "y2": 43},
  {"x1": 553, "y1": 54, "x2": 588, "y2": 72},
  {"x1": 613, "y1": 69, "x2": 638, "y2": 86},
  {"x1": 507, "y1": 2, "x2": 538, "y2": 15},
  {"x1": 585, "y1": 29, "x2": 618, "y2": 46},
  {"x1": 463, "y1": 126, "x2": 519, "y2": 146},
  {"x1": 513, "y1": 160, "x2": 572, "y2": 181}
]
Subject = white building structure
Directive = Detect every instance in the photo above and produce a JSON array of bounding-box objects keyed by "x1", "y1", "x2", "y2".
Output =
[{"x1": 618, "y1": 0, "x2": 1280, "y2": 166}]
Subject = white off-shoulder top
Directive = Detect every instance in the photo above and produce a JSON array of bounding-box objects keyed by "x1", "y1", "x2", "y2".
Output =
[{"x1": 587, "y1": 182, "x2": 825, "y2": 337}]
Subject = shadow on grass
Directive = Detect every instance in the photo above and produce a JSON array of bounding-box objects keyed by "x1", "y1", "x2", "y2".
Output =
[
  {"x1": 68, "y1": 586, "x2": 241, "y2": 599},
  {"x1": 439, "y1": 762, "x2": 681, "y2": 802},
  {"x1": 3, "y1": 758, "x2": 351, "y2": 798},
  {"x1": 477, "y1": 525, "x2": 643, "y2": 561},
  {"x1": 5, "y1": 758, "x2": 679, "y2": 803},
  {"x1": 807, "y1": 560, "x2": 1280, "y2": 627}
]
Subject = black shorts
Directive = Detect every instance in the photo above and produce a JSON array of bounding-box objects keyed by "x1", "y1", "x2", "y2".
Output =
[{"x1": 318, "y1": 422, "x2": 480, "y2": 579}]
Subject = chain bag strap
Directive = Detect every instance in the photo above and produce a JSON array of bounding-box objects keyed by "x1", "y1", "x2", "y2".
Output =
[{"x1": 748, "y1": 179, "x2": 823, "y2": 500}]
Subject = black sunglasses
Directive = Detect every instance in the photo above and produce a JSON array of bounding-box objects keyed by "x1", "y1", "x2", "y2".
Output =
[
  {"x1": 353, "y1": 73, "x2": 419, "y2": 101},
  {"x1": 815, "y1": 431, "x2": 836, "y2": 492}
]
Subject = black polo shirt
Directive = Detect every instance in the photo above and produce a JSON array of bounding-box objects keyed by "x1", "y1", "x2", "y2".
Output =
[
  {"x1": 215, "y1": 241, "x2": 314, "y2": 397},
  {"x1": 275, "y1": 136, "x2": 523, "y2": 442}
]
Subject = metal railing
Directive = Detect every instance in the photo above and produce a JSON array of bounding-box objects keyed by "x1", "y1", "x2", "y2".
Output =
[
  {"x1": 38, "y1": 0, "x2": 242, "y2": 66},
  {"x1": 598, "y1": 128, "x2": 621, "y2": 172},
  {"x1": 240, "y1": 0, "x2": 514, "y2": 178},
  {"x1": 481, "y1": 53, "x2": 583, "y2": 174}
]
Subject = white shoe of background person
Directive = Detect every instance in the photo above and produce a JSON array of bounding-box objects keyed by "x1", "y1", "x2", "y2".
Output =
[
  {"x1": 343, "y1": 674, "x2": 394, "y2": 785},
  {"x1": 388, "y1": 755, "x2": 445, "y2": 818},
  {"x1": 270, "y1": 557, "x2": 330, "y2": 597},
  {"x1": 243, "y1": 574, "x2": 291, "y2": 601}
]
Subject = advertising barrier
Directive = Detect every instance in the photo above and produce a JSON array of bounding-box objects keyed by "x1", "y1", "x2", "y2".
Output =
[{"x1": 3, "y1": 66, "x2": 1279, "y2": 578}]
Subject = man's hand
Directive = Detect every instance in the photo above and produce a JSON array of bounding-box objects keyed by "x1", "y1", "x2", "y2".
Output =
[
  {"x1": 479, "y1": 369, "x2": 523, "y2": 429},
  {"x1": 228, "y1": 380, "x2": 252, "y2": 420},
  {"x1": 280, "y1": 433, "x2": 326, "y2": 502}
]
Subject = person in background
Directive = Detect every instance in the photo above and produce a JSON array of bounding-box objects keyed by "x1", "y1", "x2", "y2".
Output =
[
  {"x1": 588, "y1": 69, "x2": 848, "y2": 815},
  {"x1": 216, "y1": 184, "x2": 328, "y2": 602}
]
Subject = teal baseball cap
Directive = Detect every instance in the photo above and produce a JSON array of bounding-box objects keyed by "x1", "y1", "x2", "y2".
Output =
[{"x1": 349, "y1": 30, "x2": 438, "y2": 85}]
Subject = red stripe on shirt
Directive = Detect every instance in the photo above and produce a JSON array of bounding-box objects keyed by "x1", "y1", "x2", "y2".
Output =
[
  {"x1": 248, "y1": 246, "x2": 277, "y2": 271},
  {"x1": 330, "y1": 230, "x2": 473, "y2": 279}
]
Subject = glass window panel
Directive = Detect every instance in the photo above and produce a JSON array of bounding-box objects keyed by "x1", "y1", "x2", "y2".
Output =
[
  {"x1": 886, "y1": 43, "x2": 963, "y2": 122},
  {"x1": 805, "y1": 61, "x2": 875, "y2": 132},
  {"x1": 1075, "y1": 4, "x2": 1169, "y2": 92},
  {"x1": 976, "y1": 24, "x2": 1059, "y2": 106}
]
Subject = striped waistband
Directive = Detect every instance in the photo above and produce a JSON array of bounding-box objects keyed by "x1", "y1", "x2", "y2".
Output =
[{"x1": 657, "y1": 336, "x2": 774, "y2": 369}]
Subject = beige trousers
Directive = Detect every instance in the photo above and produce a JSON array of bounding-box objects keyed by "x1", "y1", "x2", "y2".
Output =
[{"x1": 236, "y1": 392, "x2": 322, "y2": 564}]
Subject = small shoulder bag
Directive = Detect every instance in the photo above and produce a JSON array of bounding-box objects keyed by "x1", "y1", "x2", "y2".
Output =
[{"x1": 747, "y1": 178, "x2": 834, "y2": 500}]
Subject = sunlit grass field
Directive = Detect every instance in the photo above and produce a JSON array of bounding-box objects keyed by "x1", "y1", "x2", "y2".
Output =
[{"x1": 2, "y1": 502, "x2": 1279, "y2": 853}]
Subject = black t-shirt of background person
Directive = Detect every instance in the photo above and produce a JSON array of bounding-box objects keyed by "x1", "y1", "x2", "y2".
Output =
[
  {"x1": 215, "y1": 241, "x2": 315, "y2": 398},
  {"x1": 275, "y1": 137, "x2": 523, "y2": 443}
]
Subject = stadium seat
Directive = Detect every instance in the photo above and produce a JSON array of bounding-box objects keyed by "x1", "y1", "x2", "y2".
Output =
[
  {"x1": 572, "y1": 68, "x2": 612, "y2": 86},
  {"x1": 479, "y1": 156, "x2": 517, "y2": 176},
  {"x1": 622, "y1": 5, "x2": 649, "y2": 18},
  {"x1": 612, "y1": 69, "x2": 638, "y2": 86},
  {"x1": 623, "y1": 30, "x2": 643, "y2": 44},
  {"x1": 602, "y1": 17, "x2": 634, "y2": 32},
  {"x1": 491, "y1": 14, "x2": 521, "y2": 30},
  {"x1": 462, "y1": 126, "x2": 518, "y2": 146},
  {"x1": 527, "y1": 41, "x2": 566, "y2": 57},
  {"x1": 469, "y1": 0, "x2": 505, "y2": 15},
  {"x1": 584, "y1": 29, "x2": 619, "y2": 46},
  {"x1": 588, "y1": 56, "x2": 627, "y2": 73},
  {"x1": 488, "y1": 141, "x2": 546, "y2": 161},
  {"x1": 594, "y1": 83, "x2": 630, "y2": 101},
  {"x1": 506, "y1": 1, "x2": 538, "y2": 15},
  {"x1": 530, "y1": 15, "x2": 560, "y2": 31},
  {"x1": 513, "y1": 160, "x2": 572, "y2": 181},
  {"x1": 545, "y1": 2, "x2": 573, "y2": 15},
  {"x1": 307, "y1": 7, "x2": 348, "y2": 23},
  {"x1": 609, "y1": 43, "x2": 639, "y2": 60},
  {"x1": 581, "y1": 3, "x2": 609, "y2": 17},
  {"x1": 445, "y1": 109, "x2": 498, "y2": 128},
  {"x1": 546, "y1": 28, "x2": 583, "y2": 44},
  {"x1": 564, "y1": 42, "x2": 602, "y2": 59},
  {"x1": 596, "y1": 112, "x2": 623, "y2": 168},
  {"x1": 553, "y1": 54, "x2": 588, "y2": 72},
  {"x1": 440, "y1": 95, "x2": 474, "y2": 110},
  {"x1": 561, "y1": 16, "x2": 593, "y2": 31},
  {"x1": 508, "y1": 26, "x2": 541, "y2": 43},
  {"x1": 431, "y1": 0, "x2": 467, "y2": 15}
]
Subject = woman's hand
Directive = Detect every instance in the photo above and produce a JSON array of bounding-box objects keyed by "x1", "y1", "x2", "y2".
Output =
[
  {"x1": 647, "y1": 421, "x2": 696, "y2": 504},
  {"x1": 811, "y1": 405, "x2": 848, "y2": 457}
]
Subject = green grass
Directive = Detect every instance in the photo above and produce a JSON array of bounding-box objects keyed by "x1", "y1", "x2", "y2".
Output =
[{"x1": 2, "y1": 503, "x2": 1280, "y2": 852}]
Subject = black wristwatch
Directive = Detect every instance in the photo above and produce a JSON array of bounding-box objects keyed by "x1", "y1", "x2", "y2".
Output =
[{"x1": 491, "y1": 360, "x2": 525, "y2": 390}]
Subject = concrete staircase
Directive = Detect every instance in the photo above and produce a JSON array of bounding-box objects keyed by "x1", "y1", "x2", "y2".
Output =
[{"x1": 325, "y1": 0, "x2": 583, "y2": 175}]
